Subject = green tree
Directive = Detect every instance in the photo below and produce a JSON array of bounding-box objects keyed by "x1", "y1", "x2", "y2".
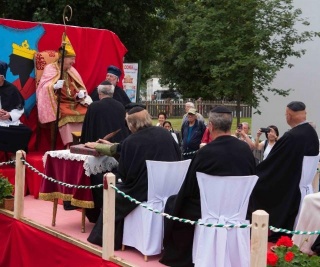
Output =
[{"x1": 159, "y1": 0, "x2": 319, "y2": 122}]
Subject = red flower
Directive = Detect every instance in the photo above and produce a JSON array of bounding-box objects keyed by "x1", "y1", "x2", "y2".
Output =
[
  {"x1": 284, "y1": 251, "x2": 295, "y2": 262},
  {"x1": 267, "y1": 251, "x2": 278, "y2": 266},
  {"x1": 276, "y1": 236, "x2": 293, "y2": 247}
]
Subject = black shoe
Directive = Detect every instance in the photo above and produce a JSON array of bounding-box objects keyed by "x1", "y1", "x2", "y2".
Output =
[{"x1": 63, "y1": 201, "x2": 78, "y2": 210}]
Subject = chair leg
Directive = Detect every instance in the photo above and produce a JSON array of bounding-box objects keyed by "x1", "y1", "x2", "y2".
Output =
[
  {"x1": 52, "y1": 198, "x2": 58, "y2": 226},
  {"x1": 121, "y1": 245, "x2": 125, "y2": 251},
  {"x1": 81, "y1": 208, "x2": 86, "y2": 233},
  {"x1": 144, "y1": 255, "x2": 148, "y2": 262}
]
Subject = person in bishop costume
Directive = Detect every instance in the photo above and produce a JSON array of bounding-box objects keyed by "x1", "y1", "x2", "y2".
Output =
[{"x1": 36, "y1": 34, "x2": 92, "y2": 146}]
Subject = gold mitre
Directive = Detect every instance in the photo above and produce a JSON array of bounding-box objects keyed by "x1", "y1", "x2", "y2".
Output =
[
  {"x1": 59, "y1": 33, "x2": 76, "y2": 57},
  {"x1": 12, "y1": 40, "x2": 36, "y2": 60}
]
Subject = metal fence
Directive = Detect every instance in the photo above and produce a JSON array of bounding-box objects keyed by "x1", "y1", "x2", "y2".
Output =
[{"x1": 144, "y1": 100, "x2": 252, "y2": 118}]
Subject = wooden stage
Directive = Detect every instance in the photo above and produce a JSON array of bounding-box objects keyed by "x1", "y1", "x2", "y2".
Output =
[{"x1": 0, "y1": 195, "x2": 165, "y2": 267}]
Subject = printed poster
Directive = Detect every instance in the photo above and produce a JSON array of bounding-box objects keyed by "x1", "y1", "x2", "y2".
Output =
[{"x1": 123, "y1": 63, "x2": 138, "y2": 102}]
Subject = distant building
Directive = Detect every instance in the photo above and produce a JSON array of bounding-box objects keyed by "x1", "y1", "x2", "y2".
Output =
[
  {"x1": 146, "y1": 77, "x2": 169, "y2": 100},
  {"x1": 146, "y1": 77, "x2": 182, "y2": 101}
]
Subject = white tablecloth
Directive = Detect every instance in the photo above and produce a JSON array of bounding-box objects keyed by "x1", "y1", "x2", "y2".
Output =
[{"x1": 43, "y1": 149, "x2": 118, "y2": 176}]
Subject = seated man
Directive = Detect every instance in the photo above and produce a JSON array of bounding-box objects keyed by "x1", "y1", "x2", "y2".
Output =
[
  {"x1": 36, "y1": 34, "x2": 92, "y2": 146},
  {"x1": 0, "y1": 60, "x2": 32, "y2": 157},
  {"x1": 85, "y1": 107, "x2": 182, "y2": 248},
  {"x1": 160, "y1": 106, "x2": 256, "y2": 267}
]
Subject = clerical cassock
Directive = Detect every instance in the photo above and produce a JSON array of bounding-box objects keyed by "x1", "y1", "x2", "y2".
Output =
[
  {"x1": 248, "y1": 122, "x2": 319, "y2": 242},
  {"x1": 80, "y1": 97, "x2": 129, "y2": 143},
  {"x1": 87, "y1": 126, "x2": 182, "y2": 248},
  {"x1": 160, "y1": 136, "x2": 256, "y2": 267},
  {"x1": 0, "y1": 66, "x2": 32, "y2": 153}
]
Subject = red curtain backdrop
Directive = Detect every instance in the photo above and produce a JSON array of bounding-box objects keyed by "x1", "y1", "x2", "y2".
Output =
[
  {"x1": 0, "y1": 18, "x2": 127, "y2": 152},
  {"x1": 0, "y1": 214, "x2": 120, "y2": 267}
]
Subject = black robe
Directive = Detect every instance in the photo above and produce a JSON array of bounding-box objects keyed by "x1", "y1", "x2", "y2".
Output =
[
  {"x1": 248, "y1": 122, "x2": 319, "y2": 242},
  {"x1": 80, "y1": 97, "x2": 129, "y2": 143},
  {"x1": 0, "y1": 81, "x2": 32, "y2": 153},
  {"x1": 160, "y1": 136, "x2": 257, "y2": 267},
  {"x1": 80, "y1": 97, "x2": 129, "y2": 222},
  {"x1": 87, "y1": 126, "x2": 182, "y2": 248},
  {"x1": 90, "y1": 85, "x2": 131, "y2": 107}
]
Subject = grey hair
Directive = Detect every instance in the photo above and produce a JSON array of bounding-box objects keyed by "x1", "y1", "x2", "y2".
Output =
[
  {"x1": 185, "y1": 102, "x2": 195, "y2": 108},
  {"x1": 126, "y1": 109, "x2": 153, "y2": 133},
  {"x1": 242, "y1": 121, "x2": 250, "y2": 129},
  {"x1": 97, "y1": 84, "x2": 115, "y2": 97},
  {"x1": 208, "y1": 111, "x2": 232, "y2": 132}
]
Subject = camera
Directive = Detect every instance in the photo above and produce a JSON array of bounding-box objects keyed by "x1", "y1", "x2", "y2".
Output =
[
  {"x1": 260, "y1": 127, "x2": 270, "y2": 133},
  {"x1": 237, "y1": 124, "x2": 242, "y2": 130}
]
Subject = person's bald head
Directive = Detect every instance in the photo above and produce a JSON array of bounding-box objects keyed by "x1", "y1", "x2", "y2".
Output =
[{"x1": 285, "y1": 101, "x2": 307, "y2": 127}]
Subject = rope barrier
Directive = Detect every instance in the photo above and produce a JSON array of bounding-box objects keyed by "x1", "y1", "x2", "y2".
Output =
[
  {"x1": 0, "y1": 160, "x2": 15, "y2": 166},
  {"x1": 3, "y1": 158, "x2": 320, "y2": 232},
  {"x1": 21, "y1": 159, "x2": 102, "y2": 190},
  {"x1": 181, "y1": 150, "x2": 198, "y2": 156},
  {"x1": 110, "y1": 184, "x2": 251, "y2": 229},
  {"x1": 269, "y1": 226, "x2": 320, "y2": 235}
]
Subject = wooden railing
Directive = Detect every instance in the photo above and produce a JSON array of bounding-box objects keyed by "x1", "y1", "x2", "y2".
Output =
[{"x1": 144, "y1": 100, "x2": 252, "y2": 118}]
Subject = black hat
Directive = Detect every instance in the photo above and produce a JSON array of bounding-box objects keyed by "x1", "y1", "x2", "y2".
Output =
[
  {"x1": 107, "y1": 65, "x2": 122, "y2": 78},
  {"x1": 0, "y1": 60, "x2": 8, "y2": 78},
  {"x1": 125, "y1": 103, "x2": 146, "y2": 111},
  {"x1": 100, "y1": 80, "x2": 112, "y2": 86},
  {"x1": 127, "y1": 106, "x2": 145, "y2": 115},
  {"x1": 211, "y1": 106, "x2": 232, "y2": 114},
  {"x1": 287, "y1": 101, "x2": 306, "y2": 112}
]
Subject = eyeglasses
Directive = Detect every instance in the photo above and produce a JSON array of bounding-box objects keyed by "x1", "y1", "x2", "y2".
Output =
[{"x1": 106, "y1": 74, "x2": 117, "y2": 79}]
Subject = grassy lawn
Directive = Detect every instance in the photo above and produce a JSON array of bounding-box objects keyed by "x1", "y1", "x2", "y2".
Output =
[{"x1": 152, "y1": 117, "x2": 252, "y2": 133}]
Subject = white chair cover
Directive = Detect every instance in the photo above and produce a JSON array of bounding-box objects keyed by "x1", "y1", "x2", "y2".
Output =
[
  {"x1": 292, "y1": 192, "x2": 320, "y2": 255},
  {"x1": 192, "y1": 172, "x2": 258, "y2": 267},
  {"x1": 294, "y1": 154, "x2": 320, "y2": 228},
  {"x1": 122, "y1": 159, "x2": 191, "y2": 256}
]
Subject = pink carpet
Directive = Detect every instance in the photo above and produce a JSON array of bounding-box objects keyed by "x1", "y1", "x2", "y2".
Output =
[{"x1": 22, "y1": 195, "x2": 165, "y2": 267}]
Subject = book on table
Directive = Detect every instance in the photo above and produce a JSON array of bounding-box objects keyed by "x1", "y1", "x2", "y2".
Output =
[{"x1": 69, "y1": 144, "x2": 100, "y2": 157}]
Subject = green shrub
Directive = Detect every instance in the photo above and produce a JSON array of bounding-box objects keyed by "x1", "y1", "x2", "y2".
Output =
[{"x1": 0, "y1": 174, "x2": 14, "y2": 204}]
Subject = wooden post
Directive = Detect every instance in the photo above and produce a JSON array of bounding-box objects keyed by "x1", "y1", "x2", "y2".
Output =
[
  {"x1": 14, "y1": 150, "x2": 26, "y2": 220},
  {"x1": 250, "y1": 210, "x2": 269, "y2": 267},
  {"x1": 102, "y1": 172, "x2": 115, "y2": 260}
]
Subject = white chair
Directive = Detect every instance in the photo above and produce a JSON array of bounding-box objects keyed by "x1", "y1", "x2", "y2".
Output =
[
  {"x1": 122, "y1": 159, "x2": 191, "y2": 259},
  {"x1": 294, "y1": 154, "x2": 320, "y2": 228},
  {"x1": 192, "y1": 172, "x2": 259, "y2": 267},
  {"x1": 292, "y1": 192, "x2": 320, "y2": 255}
]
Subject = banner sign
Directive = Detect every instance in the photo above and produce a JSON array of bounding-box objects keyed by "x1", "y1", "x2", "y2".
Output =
[
  {"x1": 123, "y1": 63, "x2": 139, "y2": 102},
  {"x1": 0, "y1": 18, "x2": 127, "y2": 150}
]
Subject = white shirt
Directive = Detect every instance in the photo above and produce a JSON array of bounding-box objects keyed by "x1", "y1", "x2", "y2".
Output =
[{"x1": 0, "y1": 97, "x2": 23, "y2": 127}]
